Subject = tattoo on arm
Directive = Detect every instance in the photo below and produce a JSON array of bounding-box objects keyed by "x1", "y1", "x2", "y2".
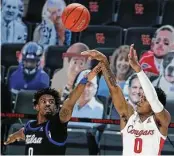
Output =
[
  {"x1": 101, "y1": 61, "x2": 116, "y2": 87},
  {"x1": 59, "y1": 108, "x2": 72, "y2": 122}
]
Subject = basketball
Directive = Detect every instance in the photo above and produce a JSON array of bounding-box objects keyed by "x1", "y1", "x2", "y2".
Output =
[{"x1": 61, "y1": 3, "x2": 90, "y2": 32}]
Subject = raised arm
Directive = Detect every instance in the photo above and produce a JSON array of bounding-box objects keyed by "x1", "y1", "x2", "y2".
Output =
[
  {"x1": 128, "y1": 44, "x2": 171, "y2": 133},
  {"x1": 4, "y1": 128, "x2": 25, "y2": 145},
  {"x1": 81, "y1": 50, "x2": 134, "y2": 129},
  {"x1": 59, "y1": 63, "x2": 102, "y2": 123}
]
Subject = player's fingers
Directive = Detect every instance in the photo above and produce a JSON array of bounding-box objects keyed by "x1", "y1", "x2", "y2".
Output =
[
  {"x1": 81, "y1": 51, "x2": 90, "y2": 56},
  {"x1": 133, "y1": 49, "x2": 138, "y2": 60},
  {"x1": 129, "y1": 44, "x2": 134, "y2": 57},
  {"x1": 4, "y1": 138, "x2": 12, "y2": 145}
]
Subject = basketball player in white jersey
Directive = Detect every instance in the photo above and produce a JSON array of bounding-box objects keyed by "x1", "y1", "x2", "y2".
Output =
[{"x1": 81, "y1": 45, "x2": 171, "y2": 156}]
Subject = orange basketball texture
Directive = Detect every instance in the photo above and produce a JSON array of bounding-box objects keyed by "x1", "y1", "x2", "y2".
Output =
[{"x1": 62, "y1": 3, "x2": 90, "y2": 32}]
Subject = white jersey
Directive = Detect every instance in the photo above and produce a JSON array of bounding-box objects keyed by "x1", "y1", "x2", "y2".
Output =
[{"x1": 121, "y1": 112, "x2": 166, "y2": 156}]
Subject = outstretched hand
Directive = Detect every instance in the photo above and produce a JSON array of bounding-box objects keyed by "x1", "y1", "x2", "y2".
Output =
[
  {"x1": 4, "y1": 134, "x2": 21, "y2": 145},
  {"x1": 128, "y1": 44, "x2": 141, "y2": 73},
  {"x1": 81, "y1": 50, "x2": 108, "y2": 62}
]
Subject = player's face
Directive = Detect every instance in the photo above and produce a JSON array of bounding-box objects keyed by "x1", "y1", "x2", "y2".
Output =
[
  {"x1": 3, "y1": 0, "x2": 19, "y2": 21},
  {"x1": 116, "y1": 54, "x2": 130, "y2": 75},
  {"x1": 37, "y1": 94, "x2": 57, "y2": 118},
  {"x1": 69, "y1": 57, "x2": 87, "y2": 73},
  {"x1": 136, "y1": 95, "x2": 152, "y2": 115},
  {"x1": 128, "y1": 78, "x2": 144, "y2": 105},
  {"x1": 153, "y1": 30, "x2": 173, "y2": 58}
]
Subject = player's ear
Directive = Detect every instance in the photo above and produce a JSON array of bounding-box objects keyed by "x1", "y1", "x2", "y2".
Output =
[{"x1": 34, "y1": 105, "x2": 39, "y2": 111}]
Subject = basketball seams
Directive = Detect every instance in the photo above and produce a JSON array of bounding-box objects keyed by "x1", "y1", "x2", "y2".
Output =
[
  {"x1": 82, "y1": 10, "x2": 90, "y2": 31},
  {"x1": 63, "y1": 6, "x2": 82, "y2": 25},
  {"x1": 69, "y1": 8, "x2": 85, "y2": 31},
  {"x1": 62, "y1": 3, "x2": 90, "y2": 32}
]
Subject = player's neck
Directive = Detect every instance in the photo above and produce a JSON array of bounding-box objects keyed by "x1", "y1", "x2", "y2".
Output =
[
  {"x1": 139, "y1": 113, "x2": 152, "y2": 122},
  {"x1": 37, "y1": 114, "x2": 48, "y2": 124}
]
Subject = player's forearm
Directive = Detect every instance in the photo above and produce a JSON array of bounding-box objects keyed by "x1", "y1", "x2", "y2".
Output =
[
  {"x1": 137, "y1": 70, "x2": 164, "y2": 113},
  {"x1": 101, "y1": 61, "x2": 128, "y2": 115},
  {"x1": 100, "y1": 60, "x2": 116, "y2": 89}
]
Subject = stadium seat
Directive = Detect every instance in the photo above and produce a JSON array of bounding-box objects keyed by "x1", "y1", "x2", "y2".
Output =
[
  {"x1": 6, "y1": 66, "x2": 18, "y2": 85},
  {"x1": 117, "y1": 0, "x2": 160, "y2": 28},
  {"x1": 1, "y1": 65, "x2": 5, "y2": 83},
  {"x1": 99, "y1": 130, "x2": 123, "y2": 155},
  {"x1": 14, "y1": 90, "x2": 37, "y2": 115},
  {"x1": 162, "y1": 0, "x2": 174, "y2": 26},
  {"x1": 1, "y1": 44, "x2": 24, "y2": 69},
  {"x1": 24, "y1": 0, "x2": 46, "y2": 23},
  {"x1": 66, "y1": 97, "x2": 107, "y2": 155},
  {"x1": 124, "y1": 27, "x2": 157, "y2": 56},
  {"x1": 79, "y1": 25, "x2": 122, "y2": 49},
  {"x1": 77, "y1": 0, "x2": 116, "y2": 25},
  {"x1": 99, "y1": 103, "x2": 122, "y2": 155},
  {"x1": 66, "y1": 127, "x2": 91, "y2": 155},
  {"x1": 45, "y1": 46, "x2": 68, "y2": 74}
]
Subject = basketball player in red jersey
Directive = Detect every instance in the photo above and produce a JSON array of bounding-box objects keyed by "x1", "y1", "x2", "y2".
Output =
[{"x1": 81, "y1": 45, "x2": 171, "y2": 156}]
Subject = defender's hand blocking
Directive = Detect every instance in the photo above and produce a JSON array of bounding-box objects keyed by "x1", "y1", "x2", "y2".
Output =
[
  {"x1": 81, "y1": 50, "x2": 107, "y2": 62},
  {"x1": 4, "y1": 134, "x2": 21, "y2": 145},
  {"x1": 128, "y1": 44, "x2": 141, "y2": 73}
]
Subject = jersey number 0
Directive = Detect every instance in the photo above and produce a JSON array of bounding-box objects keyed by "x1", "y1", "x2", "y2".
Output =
[
  {"x1": 28, "y1": 147, "x2": 33, "y2": 156},
  {"x1": 134, "y1": 138, "x2": 142, "y2": 153}
]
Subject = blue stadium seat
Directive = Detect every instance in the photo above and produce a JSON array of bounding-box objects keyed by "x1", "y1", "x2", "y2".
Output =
[
  {"x1": 117, "y1": 0, "x2": 160, "y2": 28},
  {"x1": 79, "y1": 25, "x2": 122, "y2": 49}
]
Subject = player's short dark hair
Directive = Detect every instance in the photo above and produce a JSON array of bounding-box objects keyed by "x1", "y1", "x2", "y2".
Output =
[
  {"x1": 128, "y1": 74, "x2": 138, "y2": 87},
  {"x1": 33, "y1": 88, "x2": 62, "y2": 108},
  {"x1": 154, "y1": 87, "x2": 166, "y2": 107}
]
